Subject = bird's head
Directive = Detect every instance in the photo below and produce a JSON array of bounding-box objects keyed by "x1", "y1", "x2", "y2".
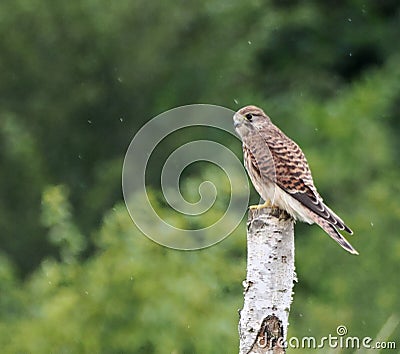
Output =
[{"x1": 233, "y1": 105, "x2": 271, "y2": 138}]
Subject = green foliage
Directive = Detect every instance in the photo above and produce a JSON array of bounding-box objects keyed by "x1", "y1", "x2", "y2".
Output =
[
  {"x1": 0, "y1": 187, "x2": 246, "y2": 353},
  {"x1": 1, "y1": 0, "x2": 400, "y2": 352},
  {"x1": 41, "y1": 185, "x2": 86, "y2": 263}
]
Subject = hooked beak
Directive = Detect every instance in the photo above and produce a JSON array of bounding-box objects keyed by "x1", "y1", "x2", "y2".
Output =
[{"x1": 233, "y1": 113, "x2": 243, "y2": 129}]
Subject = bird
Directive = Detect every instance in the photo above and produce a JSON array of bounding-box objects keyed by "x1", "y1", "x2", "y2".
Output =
[{"x1": 233, "y1": 105, "x2": 358, "y2": 255}]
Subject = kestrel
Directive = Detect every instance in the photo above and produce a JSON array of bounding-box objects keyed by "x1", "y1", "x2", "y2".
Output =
[{"x1": 233, "y1": 105, "x2": 358, "y2": 255}]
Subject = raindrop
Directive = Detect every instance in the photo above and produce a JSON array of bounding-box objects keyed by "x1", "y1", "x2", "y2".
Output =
[
  {"x1": 117, "y1": 77, "x2": 123, "y2": 83},
  {"x1": 130, "y1": 276, "x2": 134, "y2": 281},
  {"x1": 349, "y1": 52, "x2": 352, "y2": 57},
  {"x1": 370, "y1": 222, "x2": 374, "y2": 227},
  {"x1": 85, "y1": 290, "x2": 89, "y2": 295},
  {"x1": 88, "y1": 119, "x2": 92, "y2": 124},
  {"x1": 247, "y1": 40, "x2": 252, "y2": 45},
  {"x1": 78, "y1": 154, "x2": 82, "y2": 160},
  {"x1": 120, "y1": 117, "x2": 124, "y2": 122},
  {"x1": 348, "y1": 18, "x2": 352, "y2": 22},
  {"x1": 234, "y1": 98, "x2": 239, "y2": 105},
  {"x1": 314, "y1": 128, "x2": 319, "y2": 132}
]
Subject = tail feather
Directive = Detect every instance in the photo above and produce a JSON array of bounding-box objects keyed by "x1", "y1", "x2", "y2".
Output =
[
  {"x1": 316, "y1": 216, "x2": 358, "y2": 255},
  {"x1": 324, "y1": 204, "x2": 353, "y2": 235}
]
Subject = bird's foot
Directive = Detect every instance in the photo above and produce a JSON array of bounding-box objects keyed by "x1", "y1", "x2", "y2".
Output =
[
  {"x1": 249, "y1": 201, "x2": 290, "y2": 220},
  {"x1": 249, "y1": 200, "x2": 272, "y2": 210}
]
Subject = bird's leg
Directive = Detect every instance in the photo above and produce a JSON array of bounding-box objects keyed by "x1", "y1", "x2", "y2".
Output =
[
  {"x1": 249, "y1": 200, "x2": 289, "y2": 219},
  {"x1": 249, "y1": 200, "x2": 272, "y2": 210}
]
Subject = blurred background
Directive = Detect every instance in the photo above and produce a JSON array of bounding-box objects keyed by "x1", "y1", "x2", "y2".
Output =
[{"x1": 1, "y1": 0, "x2": 399, "y2": 352}]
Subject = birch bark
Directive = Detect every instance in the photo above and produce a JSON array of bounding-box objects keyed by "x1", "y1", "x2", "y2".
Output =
[{"x1": 239, "y1": 207, "x2": 296, "y2": 354}]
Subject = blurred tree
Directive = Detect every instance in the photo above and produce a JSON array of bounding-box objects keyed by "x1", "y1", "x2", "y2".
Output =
[
  {"x1": 0, "y1": 0, "x2": 399, "y2": 352},
  {"x1": 1, "y1": 0, "x2": 399, "y2": 274},
  {"x1": 0, "y1": 179, "x2": 247, "y2": 353}
]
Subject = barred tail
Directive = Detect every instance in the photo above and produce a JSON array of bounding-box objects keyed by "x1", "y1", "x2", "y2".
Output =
[{"x1": 314, "y1": 215, "x2": 358, "y2": 255}]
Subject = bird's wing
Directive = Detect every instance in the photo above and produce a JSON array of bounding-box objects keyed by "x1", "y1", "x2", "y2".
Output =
[{"x1": 258, "y1": 128, "x2": 353, "y2": 234}]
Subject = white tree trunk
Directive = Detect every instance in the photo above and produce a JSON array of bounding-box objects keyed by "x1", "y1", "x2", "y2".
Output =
[{"x1": 239, "y1": 207, "x2": 296, "y2": 354}]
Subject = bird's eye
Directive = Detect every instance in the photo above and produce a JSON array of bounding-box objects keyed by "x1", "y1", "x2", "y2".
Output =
[{"x1": 245, "y1": 113, "x2": 253, "y2": 120}]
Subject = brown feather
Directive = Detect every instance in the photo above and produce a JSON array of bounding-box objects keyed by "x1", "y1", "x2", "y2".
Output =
[{"x1": 234, "y1": 105, "x2": 357, "y2": 254}]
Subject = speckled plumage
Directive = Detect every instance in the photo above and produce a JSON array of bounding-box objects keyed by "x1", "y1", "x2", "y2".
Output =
[{"x1": 233, "y1": 105, "x2": 358, "y2": 255}]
